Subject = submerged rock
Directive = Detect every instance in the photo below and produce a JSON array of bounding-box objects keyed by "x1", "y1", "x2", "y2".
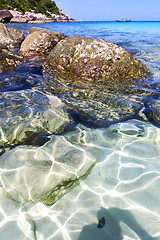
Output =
[
  {"x1": 42, "y1": 67, "x2": 152, "y2": 125},
  {"x1": 0, "y1": 49, "x2": 22, "y2": 73},
  {"x1": 0, "y1": 129, "x2": 97, "y2": 204},
  {"x1": 19, "y1": 27, "x2": 67, "y2": 58},
  {"x1": 0, "y1": 90, "x2": 72, "y2": 149},
  {"x1": 43, "y1": 36, "x2": 150, "y2": 82},
  {"x1": 144, "y1": 98, "x2": 160, "y2": 126}
]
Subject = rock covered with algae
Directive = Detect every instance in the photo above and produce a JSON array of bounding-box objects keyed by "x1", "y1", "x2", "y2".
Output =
[
  {"x1": 43, "y1": 36, "x2": 150, "y2": 81},
  {"x1": 0, "y1": 89, "x2": 72, "y2": 149},
  {"x1": 42, "y1": 35, "x2": 153, "y2": 125},
  {"x1": 0, "y1": 49, "x2": 23, "y2": 73}
]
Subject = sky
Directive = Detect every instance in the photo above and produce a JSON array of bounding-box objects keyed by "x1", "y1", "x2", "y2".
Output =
[{"x1": 55, "y1": 0, "x2": 160, "y2": 21}]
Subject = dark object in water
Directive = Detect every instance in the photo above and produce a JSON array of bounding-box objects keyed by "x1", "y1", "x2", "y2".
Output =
[
  {"x1": 116, "y1": 19, "x2": 131, "y2": 22},
  {"x1": 97, "y1": 217, "x2": 106, "y2": 228}
]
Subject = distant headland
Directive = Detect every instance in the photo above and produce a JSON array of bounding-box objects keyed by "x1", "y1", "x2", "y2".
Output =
[{"x1": 0, "y1": 0, "x2": 75, "y2": 23}]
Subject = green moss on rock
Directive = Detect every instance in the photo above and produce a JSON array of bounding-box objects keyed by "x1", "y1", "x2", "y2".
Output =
[{"x1": 43, "y1": 36, "x2": 151, "y2": 83}]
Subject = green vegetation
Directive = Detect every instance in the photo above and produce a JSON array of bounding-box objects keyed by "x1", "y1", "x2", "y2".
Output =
[{"x1": 0, "y1": 0, "x2": 59, "y2": 15}]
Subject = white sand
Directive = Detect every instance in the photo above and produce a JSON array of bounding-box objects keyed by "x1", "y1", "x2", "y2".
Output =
[{"x1": 0, "y1": 119, "x2": 160, "y2": 239}]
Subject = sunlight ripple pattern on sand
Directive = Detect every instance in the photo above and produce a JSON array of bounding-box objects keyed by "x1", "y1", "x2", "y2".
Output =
[{"x1": 0, "y1": 119, "x2": 160, "y2": 239}]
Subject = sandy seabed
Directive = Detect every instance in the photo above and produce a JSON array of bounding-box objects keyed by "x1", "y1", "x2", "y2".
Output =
[{"x1": 0, "y1": 119, "x2": 160, "y2": 240}]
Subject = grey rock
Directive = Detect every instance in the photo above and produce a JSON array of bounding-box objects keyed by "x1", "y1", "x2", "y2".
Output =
[{"x1": 41, "y1": 35, "x2": 152, "y2": 125}]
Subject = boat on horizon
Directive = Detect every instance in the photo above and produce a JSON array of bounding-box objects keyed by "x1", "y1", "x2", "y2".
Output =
[{"x1": 116, "y1": 19, "x2": 131, "y2": 22}]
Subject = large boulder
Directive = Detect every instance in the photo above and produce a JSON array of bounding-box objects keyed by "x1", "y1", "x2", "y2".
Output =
[
  {"x1": 7, "y1": 27, "x2": 25, "y2": 47},
  {"x1": 0, "y1": 9, "x2": 13, "y2": 23},
  {"x1": 0, "y1": 23, "x2": 25, "y2": 49},
  {"x1": 19, "y1": 27, "x2": 67, "y2": 58},
  {"x1": 0, "y1": 23, "x2": 13, "y2": 49},
  {"x1": 43, "y1": 36, "x2": 150, "y2": 82},
  {"x1": 42, "y1": 36, "x2": 152, "y2": 125}
]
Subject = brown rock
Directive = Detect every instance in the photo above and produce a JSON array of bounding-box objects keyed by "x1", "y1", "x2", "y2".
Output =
[
  {"x1": 7, "y1": 27, "x2": 25, "y2": 47},
  {"x1": 20, "y1": 28, "x2": 67, "y2": 58},
  {"x1": 0, "y1": 49, "x2": 22, "y2": 73},
  {"x1": 0, "y1": 9, "x2": 13, "y2": 23},
  {"x1": 0, "y1": 23, "x2": 14, "y2": 49},
  {"x1": 43, "y1": 36, "x2": 151, "y2": 82},
  {"x1": 0, "y1": 23, "x2": 25, "y2": 49}
]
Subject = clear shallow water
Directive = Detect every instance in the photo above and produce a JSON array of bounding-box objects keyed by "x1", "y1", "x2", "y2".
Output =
[{"x1": 1, "y1": 21, "x2": 160, "y2": 239}]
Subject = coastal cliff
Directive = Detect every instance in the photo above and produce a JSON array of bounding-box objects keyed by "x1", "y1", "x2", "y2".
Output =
[{"x1": 0, "y1": 0, "x2": 75, "y2": 23}]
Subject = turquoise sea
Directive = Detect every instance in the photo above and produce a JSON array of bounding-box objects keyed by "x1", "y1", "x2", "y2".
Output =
[{"x1": 1, "y1": 21, "x2": 160, "y2": 239}]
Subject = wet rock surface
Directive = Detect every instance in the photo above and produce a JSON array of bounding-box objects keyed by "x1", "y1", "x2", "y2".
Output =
[
  {"x1": 0, "y1": 49, "x2": 23, "y2": 73},
  {"x1": 41, "y1": 35, "x2": 153, "y2": 125},
  {"x1": 0, "y1": 89, "x2": 72, "y2": 150},
  {"x1": 43, "y1": 36, "x2": 151, "y2": 82},
  {"x1": 41, "y1": 71, "x2": 145, "y2": 125},
  {"x1": 0, "y1": 128, "x2": 98, "y2": 204}
]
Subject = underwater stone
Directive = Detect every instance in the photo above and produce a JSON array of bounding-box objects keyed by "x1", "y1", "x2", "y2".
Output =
[
  {"x1": 0, "y1": 130, "x2": 98, "y2": 204},
  {"x1": 143, "y1": 98, "x2": 160, "y2": 126},
  {"x1": 0, "y1": 49, "x2": 22, "y2": 73},
  {"x1": 0, "y1": 89, "x2": 72, "y2": 149}
]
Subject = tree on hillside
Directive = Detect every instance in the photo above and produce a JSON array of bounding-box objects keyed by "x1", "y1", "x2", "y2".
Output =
[{"x1": 0, "y1": 0, "x2": 59, "y2": 15}]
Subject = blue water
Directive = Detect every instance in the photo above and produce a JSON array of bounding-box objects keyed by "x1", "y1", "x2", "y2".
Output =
[{"x1": 1, "y1": 21, "x2": 160, "y2": 240}]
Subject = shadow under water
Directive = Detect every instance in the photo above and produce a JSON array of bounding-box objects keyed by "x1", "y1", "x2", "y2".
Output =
[{"x1": 78, "y1": 207, "x2": 158, "y2": 240}]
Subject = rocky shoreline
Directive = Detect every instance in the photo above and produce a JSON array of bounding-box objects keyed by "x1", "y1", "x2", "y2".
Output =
[
  {"x1": 0, "y1": 8, "x2": 75, "y2": 24},
  {"x1": 2, "y1": 23, "x2": 160, "y2": 206}
]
